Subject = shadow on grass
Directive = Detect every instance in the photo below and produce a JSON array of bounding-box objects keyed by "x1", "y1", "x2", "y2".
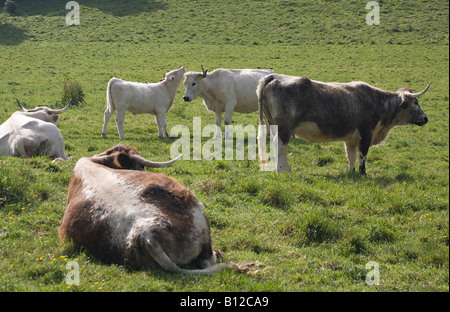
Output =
[
  {"x1": 9, "y1": 0, "x2": 168, "y2": 17},
  {"x1": 319, "y1": 170, "x2": 416, "y2": 186},
  {"x1": 62, "y1": 240, "x2": 222, "y2": 282},
  {"x1": 86, "y1": 0, "x2": 168, "y2": 17},
  {"x1": 0, "y1": 23, "x2": 29, "y2": 45}
]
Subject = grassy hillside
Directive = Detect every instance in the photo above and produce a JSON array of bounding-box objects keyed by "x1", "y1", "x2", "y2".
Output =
[
  {"x1": 1, "y1": 0, "x2": 448, "y2": 45},
  {"x1": 0, "y1": 0, "x2": 448, "y2": 293}
]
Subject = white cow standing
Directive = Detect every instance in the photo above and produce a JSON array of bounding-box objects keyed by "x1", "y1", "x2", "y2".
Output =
[
  {"x1": 0, "y1": 99, "x2": 71, "y2": 161},
  {"x1": 101, "y1": 66, "x2": 186, "y2": 140},
  {"x1": 183, "y1": 66, "x2": 274, "y2": 139}
]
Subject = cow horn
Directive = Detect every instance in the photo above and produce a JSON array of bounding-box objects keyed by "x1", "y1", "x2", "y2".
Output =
[
  {"x1": 131, "y1": 153, "x2": 183, "y2": 168},
  {"x1": 201, "y1": 65, "x2": 208, "y2": 77},
  {"x1": 16, "y1": 99, "x2": 28, "y2": 112},
  {"x1": 410, "y1": 83, "x2": 431, "y2": 98},
  {"x1": 47, "y1": 99, "x2": 72, "y2": 114}
]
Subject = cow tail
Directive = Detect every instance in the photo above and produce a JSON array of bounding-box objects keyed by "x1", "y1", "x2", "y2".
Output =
[
  {"x1": 257, "y1": 74, "x2": 275, "y2": 164},
  {"x1": 144, "y1": 236, "x2": 237, "y2": 275},
  {"x1": 106, "y1": 78, "x2": 117, "y2": 112}
]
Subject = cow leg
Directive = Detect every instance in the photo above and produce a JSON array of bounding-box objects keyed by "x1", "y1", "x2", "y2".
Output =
[
  {"x1": 102, "y1": 108, "x2": 114, "y2": 139},
  {"x1": 277, "y1": 142, "x2": 291, "y2": 172},
  {"x1": 155, "y1": 114, "x2": 168, "y2": 139},
  {"x1": 223, "y1": 109, "x2": 233, "y2": 140},
  {"x1": 274, "y1": 126, "x2": 292, "y2": 172},
  {"x1": 214, "y1": 112, "x2": 222, "y2": 139},
  {"x1": 48, "y1": 132, "x2": 71, "y2": 161},
  {"x1": 358, "y1": 132, "x2": 372, "y2": 175},
  {"x1": 344, "y1": 142, "x2": 358, "y2": 172},
  {"x1": 275, "y1": 134, "x2": 291, "y2": 172},
  {"x1": 359, "y1": 149, "x2": 369, "y2": 175},
  {"x1": 115, "y1": 110, "x2": 126, "y2": 140}
]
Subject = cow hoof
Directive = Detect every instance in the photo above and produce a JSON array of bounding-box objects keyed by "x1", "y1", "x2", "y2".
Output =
[{"x1": 101, "y1": 133, "x2": 107, "y2": 139}]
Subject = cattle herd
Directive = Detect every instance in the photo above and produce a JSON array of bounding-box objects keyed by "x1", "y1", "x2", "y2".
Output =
[{"x1": 0, "y1": 66, "x2": 431, "y2": 274}]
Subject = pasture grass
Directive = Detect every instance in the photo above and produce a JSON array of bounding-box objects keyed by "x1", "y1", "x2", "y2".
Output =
[{"x1": 0, "y1": 0, "x2": 448, "y2": 292}]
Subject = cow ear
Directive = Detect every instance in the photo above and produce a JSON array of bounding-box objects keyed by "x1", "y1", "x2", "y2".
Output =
[{"x1": 115, "y1": 152, "x2": 133, "y2": 169}]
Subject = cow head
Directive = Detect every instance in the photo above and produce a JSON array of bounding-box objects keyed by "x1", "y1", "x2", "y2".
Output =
[
  {"x1": 92, "y1": 144, "x2": 182, "y2": 170},
  {"x1": 160, "y1": 66, "x2": 186, "y2": 84},
  {"x1": 395, "y1": 83, "x2": 430, "y2": 126},
  {"x1": 16, "y1": 99, "x2": 71, "y2": 123},
  {"x1": 183, "y1": 65, "x2": 208, "y2": 102}
]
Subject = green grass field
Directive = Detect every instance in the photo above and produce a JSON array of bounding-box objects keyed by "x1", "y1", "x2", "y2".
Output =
[{"x1": 0, "y1": 0, "x2": 448, "y2": 292}]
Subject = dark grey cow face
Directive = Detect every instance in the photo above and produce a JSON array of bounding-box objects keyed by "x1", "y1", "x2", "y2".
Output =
[
  {"x1": 396, "y1": 95, "x2": 428, "y2": 126},
  {"x1": 395, "y1": 84, "x2": 430, "y2": 126}
]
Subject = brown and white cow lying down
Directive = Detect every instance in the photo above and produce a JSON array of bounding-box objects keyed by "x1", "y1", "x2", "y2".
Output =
[
  {"x1": 257, "y1": 74, "x2": 430, "y2": 174},
  {"x1": 59, "y1": 144, "x2": 236, "y2": 274}
]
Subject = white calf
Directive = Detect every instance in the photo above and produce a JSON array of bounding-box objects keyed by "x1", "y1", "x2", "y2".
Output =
[{"x1": 101, "y1": 66, "x2": 185, "y2": 140}]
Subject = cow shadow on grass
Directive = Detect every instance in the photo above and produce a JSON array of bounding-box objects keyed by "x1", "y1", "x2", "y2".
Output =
[
  {"x1": 10, "y1": 0, "x2": 168, "y2": 17},
  {"x1": 121, "y1": 136, "x2": 417, "y2": 186},
  {"x1": 316, "y1": 170, "x2": 416, "y2": 186},
  {"x1": 62, "y1": 242, "x2": 213, "y2": 281},
  {"x1": 288, "y1": 139, "x2": 418, "y2": 185}
]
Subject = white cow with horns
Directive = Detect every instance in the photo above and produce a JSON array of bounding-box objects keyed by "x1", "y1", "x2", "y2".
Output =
[
  {"x1": 183, "y1": 66, "x2": 274, "y2": 139},
  {"x1": 101, "y1": 66, "x2": 186, "y2": 140},
  {"x1": 0, "y1": 99, "x2": 71, "y2": 161}
]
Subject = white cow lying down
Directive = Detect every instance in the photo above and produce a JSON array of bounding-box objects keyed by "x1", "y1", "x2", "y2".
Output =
[
  {"x1": 0, "y1": 99, "x2": 71, "y2": 161},
  {"x1": 183, "y1": 66, "x2": 274, "y2": 139},
  {"x1": 101, "y1": 66, "x2": 186, "y2": 140}
]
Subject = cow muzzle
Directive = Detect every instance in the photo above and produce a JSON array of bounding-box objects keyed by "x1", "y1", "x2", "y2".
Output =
[
  {"x1": 415, "y1": 116, "x2": 428, "y2": 126},
  {"x1": 183, "y1": 96, "x2": 192, "y2": 102}
]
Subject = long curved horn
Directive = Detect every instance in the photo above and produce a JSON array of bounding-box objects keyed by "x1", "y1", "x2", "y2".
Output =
[
  {"x1": 130, "y1": 153, "x2": 183, "y2": 168},
  {"x1": 410, "y1": 83, "x2": 431, "y2": 98},
  {"x1": 47, "y1": 99, "x2": 72, "y2": 114},
  {"x1": 201, "y1": 65, "x2": 208, "y2": 78},
  {"x1": 16, "y1": 99, "x2": 28, "y2": 112}
]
